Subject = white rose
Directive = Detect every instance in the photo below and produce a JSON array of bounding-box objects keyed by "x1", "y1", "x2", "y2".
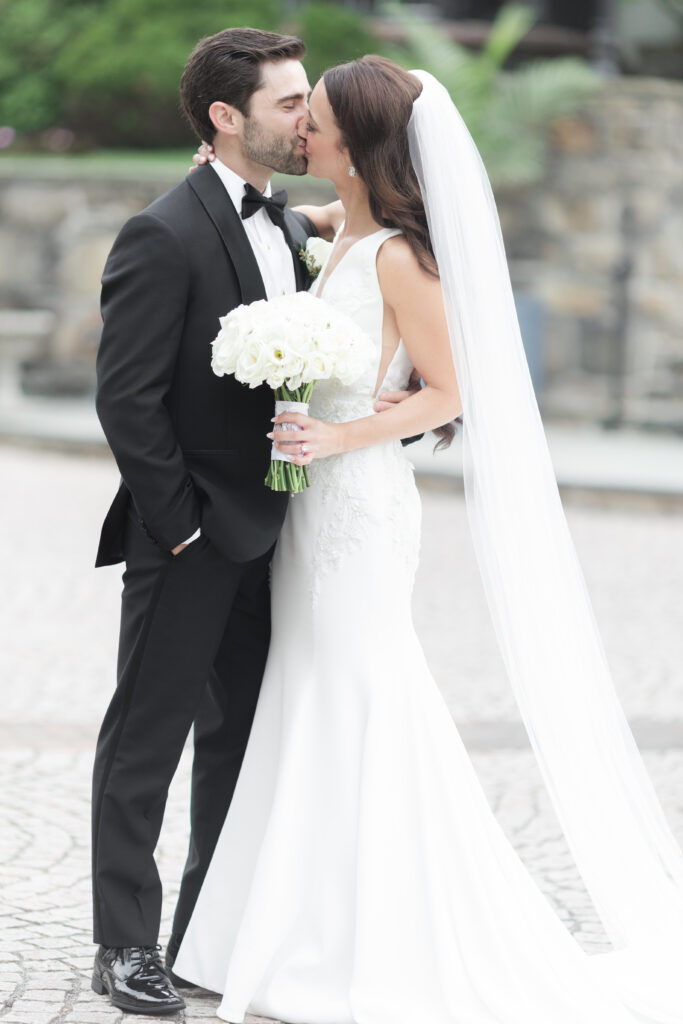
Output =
[
  {"x1": 306, "y1": 237, "x2": 333, "y2": 265},
  {"x1": 210, "y1": 327, "x2": 242, "y2": 376},
  {"x1": 304, "y1": 351, "x2": 332, "y2": 381},
  {"x1": 234, "y1": 339, "x2": 269, "y2": 388},
  {"x1": 299, "y1": 237, "x2": 333, "y2": 278}
]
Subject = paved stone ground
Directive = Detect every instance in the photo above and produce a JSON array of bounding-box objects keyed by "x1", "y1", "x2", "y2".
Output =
[{"x1": 1, "y1": 443, "x2": 682, "y2": 1024}]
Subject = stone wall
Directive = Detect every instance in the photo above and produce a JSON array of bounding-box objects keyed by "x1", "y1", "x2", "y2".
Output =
[
  {"x1": 499, "y1": 77, "x2": 683, "y2": 430},
  {"x1": 0, "y1": 172, "x2": 183, "y2": 377},
  {"x1": 0, "y1": 77, "x2": 681, "y2": 427}
]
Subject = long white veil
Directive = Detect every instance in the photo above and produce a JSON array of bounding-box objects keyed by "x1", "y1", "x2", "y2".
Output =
[{"x1": 407, "y1": 70, "x2": 683, "y2": 1022}]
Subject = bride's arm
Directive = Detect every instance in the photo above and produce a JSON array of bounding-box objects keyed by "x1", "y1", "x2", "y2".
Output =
[
  {"x1": 270, "y1": 237, "x2": 462, "y2": 461},
  {"x1": 292, "y1": 200, "x2": 344, "y2": 241}
]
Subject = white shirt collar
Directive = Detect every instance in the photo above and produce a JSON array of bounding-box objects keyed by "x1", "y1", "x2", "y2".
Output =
[{"x1": 209, "y1": 157, "x2": 272, "y2": 213}]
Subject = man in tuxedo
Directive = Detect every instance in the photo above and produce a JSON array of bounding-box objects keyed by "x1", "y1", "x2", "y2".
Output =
[{"x1": 91, "y1": 28, "x2": 319, "y2": 1014}]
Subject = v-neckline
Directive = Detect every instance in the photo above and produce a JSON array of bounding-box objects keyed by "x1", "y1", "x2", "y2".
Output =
[{"x1": 316, "y1": 223, "x2": 386, "y2": 301}]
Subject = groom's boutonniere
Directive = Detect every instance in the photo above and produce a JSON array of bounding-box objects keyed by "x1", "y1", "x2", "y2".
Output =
[{"x1": 299, "y1": 236, "x2": 333, "y2": 280}]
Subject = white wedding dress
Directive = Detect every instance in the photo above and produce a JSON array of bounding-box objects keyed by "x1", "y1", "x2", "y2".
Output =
[{"x1": 174, "y1": 229, "x2": 644, "y2": 1024}]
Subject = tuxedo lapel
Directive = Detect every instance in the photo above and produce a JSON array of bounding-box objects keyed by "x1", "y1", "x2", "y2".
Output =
[
  {"x1": 283, "y1": 208, "x2": 311, "y2": 291},
  {"x1": 288, "y1": 232, "x2": 306, "y2": 292},
  {"x1": 187, "y1": 164, "x2": 267, "y2": 304}
]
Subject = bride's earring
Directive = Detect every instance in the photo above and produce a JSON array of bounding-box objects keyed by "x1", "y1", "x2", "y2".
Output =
[{"x1": 348, "y1": 166, "x2": 356, "y2": 177}]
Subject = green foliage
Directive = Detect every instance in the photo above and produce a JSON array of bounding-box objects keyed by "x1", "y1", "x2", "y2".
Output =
[
  {"x1": 54, "y1": 0, "x2": 282, "y2": 147},
  {"x1": 295, "y1": 2, "x2": 384, "y2": 88},
  {"x1": 387, "y1": 3, "x2": 601, "y2": 188},
  {"x1": 0, "y1": 0, "x2": 104, "y2": 134},
  {"x1": 0, "y1": 0, "x2": 283, "y2": 147},
  {"x1": 0, "y1": 0, "x2": 598, "y2": 159}
]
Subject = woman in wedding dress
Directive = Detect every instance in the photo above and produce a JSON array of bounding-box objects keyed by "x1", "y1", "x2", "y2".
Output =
[{"x1": 174, "y1": 58, "x2": 683, "y2": 1024}]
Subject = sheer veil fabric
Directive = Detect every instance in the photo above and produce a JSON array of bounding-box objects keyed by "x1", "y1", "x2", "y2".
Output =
[{"x1": 407, "y1": 71, "x2": 683, "y2": 1021}]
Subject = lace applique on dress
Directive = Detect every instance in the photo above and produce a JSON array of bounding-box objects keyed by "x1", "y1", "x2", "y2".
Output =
[
  {"x1": 301, "y1": 227, "x2": 421, "y2": 605},
  {"x1": 306, "y1": 442, "x2": 421, "y2": 607},
  {"x1": 307, "y1": 450, "x2": 373, "y2": 606}
]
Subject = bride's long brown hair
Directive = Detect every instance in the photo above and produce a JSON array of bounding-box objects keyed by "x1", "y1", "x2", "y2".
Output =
[{"x1": 323, "y1": 55, "x2": 458, "y2": 449}]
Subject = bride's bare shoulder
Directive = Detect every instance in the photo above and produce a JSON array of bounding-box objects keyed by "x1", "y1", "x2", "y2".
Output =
[
  {"x1": 377, "y1": 233, "x2": 417, "y2": 270},
  {"x1": 377, "y1": 234, "x2": 440, "y2": 306}
]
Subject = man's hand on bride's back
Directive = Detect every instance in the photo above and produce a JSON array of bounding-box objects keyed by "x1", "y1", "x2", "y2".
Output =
[{"x1": 373, "y1": 369, "x2": 422, "y2": 413}]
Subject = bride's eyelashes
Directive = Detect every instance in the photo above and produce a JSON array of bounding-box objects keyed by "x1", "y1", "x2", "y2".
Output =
[{"x1": 305, "y1": 121, "x2": 317, "y2": 133}]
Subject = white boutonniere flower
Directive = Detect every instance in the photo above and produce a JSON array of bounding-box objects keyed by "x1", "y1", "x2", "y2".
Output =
[{"x1": 298, "y1": 236, "x2": 333, "y2": 279}]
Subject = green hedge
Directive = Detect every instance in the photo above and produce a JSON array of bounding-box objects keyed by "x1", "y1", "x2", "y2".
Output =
[
  {"x1": 0, "y1": 0, "x2": 387, "y2": 149},
  {"x1": 296, "y1": 2, "x2": 380, "y2": 86}
]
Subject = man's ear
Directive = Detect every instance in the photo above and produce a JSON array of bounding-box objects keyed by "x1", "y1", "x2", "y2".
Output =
[{"x1": 208, "y1": 101, "x2": 242, "y2": 137}]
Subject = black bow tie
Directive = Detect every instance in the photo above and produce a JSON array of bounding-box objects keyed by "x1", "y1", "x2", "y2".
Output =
[{"x1": 241, "y1": 183, "x2": 288, "y2": 229}]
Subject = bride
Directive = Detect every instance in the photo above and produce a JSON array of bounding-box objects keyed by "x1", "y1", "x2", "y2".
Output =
[{"x1": 174, "y1": 57, "x2": 683, "y2": 1023}]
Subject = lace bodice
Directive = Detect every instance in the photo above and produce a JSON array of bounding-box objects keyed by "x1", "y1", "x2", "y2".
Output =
[
  {"x1": 308, "y1": 227, "x2": 414, "y2": 424},
  {"x1": 287, "y1": 227, "x2": 421, "y2": 605}
]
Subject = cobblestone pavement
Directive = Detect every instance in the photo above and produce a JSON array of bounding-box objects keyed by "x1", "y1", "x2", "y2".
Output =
[{"x1": 1, "y1": 443, "x2": 682, "y2": 1024}]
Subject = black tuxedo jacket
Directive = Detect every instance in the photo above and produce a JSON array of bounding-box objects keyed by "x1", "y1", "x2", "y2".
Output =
[{"x1": 95, "y1": 163, "x2": 317, "y2": 567}]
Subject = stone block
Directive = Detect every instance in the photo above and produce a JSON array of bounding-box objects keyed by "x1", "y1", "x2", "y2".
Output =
[
  {"x1": 22, "y1": 987, "x2": 63, "y2": 1001},
  {"x1": 0, "y1": 185, "x2": 84, "y2": 228},
  {"x1": 0, "y1": 231, "x2": 46, "y2": 304},
  {"x1": 67, "y1": 1011, "x2": 122, "y2": 1023},
  {"x1": 632, "y1": 281, "x2": 683, "y2": 325},
  {"x1": 570, "y1": 235, "x2": 620, "y2": 274},
  {"x1": 56, "y1": 235, "x2": 116, "y2": 296},
  {"x1": 550, "y1": 116, "x2": 600, "y2": 155},
  {"x1": 544, "y1": 282, "x2": 606, "y2": 317},
  {"x1": 4, "y1": 1002, "x2": 59, "y2": 1023}
]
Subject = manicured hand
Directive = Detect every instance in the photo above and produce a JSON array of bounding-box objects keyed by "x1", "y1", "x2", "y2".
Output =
[
  {"x1": 267, "y1": 412, "x2": 344, "y2": 465},
  {"x1": 188, "y1": 141, "x2": 216, "y2": 173}
]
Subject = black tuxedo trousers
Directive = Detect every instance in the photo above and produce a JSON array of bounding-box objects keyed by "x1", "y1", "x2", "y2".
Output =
[{"x1": 92, "y1": 506, "x2": 272, "y2": 945}]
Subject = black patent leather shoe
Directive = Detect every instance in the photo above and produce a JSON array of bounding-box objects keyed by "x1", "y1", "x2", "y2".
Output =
[
  {"x1": 164, "y1": 930, "x2": 197, "y2": 990},
  {"x1": 92, "y1": 944, "x2": 185, "y2": 1015}
]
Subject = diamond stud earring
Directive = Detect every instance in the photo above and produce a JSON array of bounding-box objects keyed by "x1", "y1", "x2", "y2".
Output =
[{"x1": 348, "y1": 166, "x2": 356, "y2": 177}]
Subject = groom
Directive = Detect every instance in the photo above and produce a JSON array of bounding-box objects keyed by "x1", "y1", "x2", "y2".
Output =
[
  {"x1": 90, "y1": 28, "x2": 325, "y2": 1015},
  {"x1": 92, "y1": 25, "x2": 417, "y2": 1016}
]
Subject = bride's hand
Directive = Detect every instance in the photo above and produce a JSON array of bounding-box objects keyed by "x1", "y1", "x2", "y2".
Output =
[
  {"x1": 188, "y1": 141, "x2": 216, "y2": 172},
  {"x1": 268, "y1": 412, "x2": 345, "y2": 464}
]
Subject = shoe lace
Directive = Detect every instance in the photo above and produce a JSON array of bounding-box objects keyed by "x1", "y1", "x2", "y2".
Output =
[{"x1": 129, "y1": 944, "x2": 165, "y2": 982}]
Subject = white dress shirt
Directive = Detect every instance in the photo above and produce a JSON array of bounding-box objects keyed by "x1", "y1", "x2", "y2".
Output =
[
  {"x1": 180, "y1": 159, "x2": 296, "y2": 548},
  {"x1": 210, "y1": 157, "x2": 296, "y2": 299}
]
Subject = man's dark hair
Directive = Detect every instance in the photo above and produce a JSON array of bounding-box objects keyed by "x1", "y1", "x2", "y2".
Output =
[{"x1": 180, "y1": 27, "x2": 306, "y2": 141}]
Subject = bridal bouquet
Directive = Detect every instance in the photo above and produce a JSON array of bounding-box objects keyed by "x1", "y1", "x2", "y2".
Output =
[{"x1": 211, "y1": 291, "x2": 375, "y2": 493}]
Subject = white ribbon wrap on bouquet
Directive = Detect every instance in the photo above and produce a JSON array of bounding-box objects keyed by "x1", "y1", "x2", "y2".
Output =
[{"x1": 271, "y1": 400, "x2": 310, "y2": 463}]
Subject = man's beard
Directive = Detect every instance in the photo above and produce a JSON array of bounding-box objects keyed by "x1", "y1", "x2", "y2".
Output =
[{"x1": 242, "y1": 117, "x2": 307, "y2": 176}]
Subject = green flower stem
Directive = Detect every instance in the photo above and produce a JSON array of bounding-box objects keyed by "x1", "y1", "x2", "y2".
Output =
[{"x1": 264, "y1": 382, "x2": 317, "y2": 494}]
